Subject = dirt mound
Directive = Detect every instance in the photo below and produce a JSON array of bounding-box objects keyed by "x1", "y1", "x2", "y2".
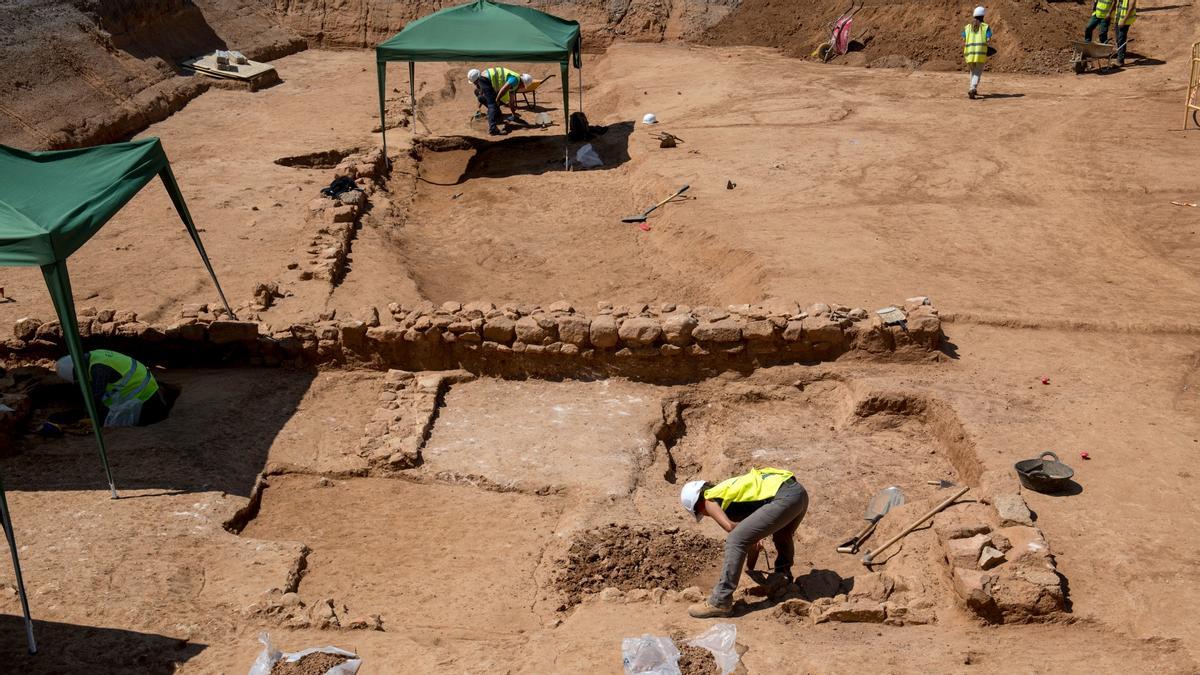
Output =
[
  {"x1": 703, "y1": 0, "x2": 1081, "y2": 73},
  {"x1": 556, "y1": 524, "x2": 721, "y2": 605},
  {"x1": 678, "y1": 644, "x2": 721, "y2": 675},
  {"x1": 0, "y1": 0, "x2": 303, "y2": 149}
]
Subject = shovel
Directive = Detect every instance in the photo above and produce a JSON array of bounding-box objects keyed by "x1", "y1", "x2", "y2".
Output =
[
  {"x1": 836, "y1": 486, "x2": 904, "y2": 554},
  {"x1": 622, "y1": 184, "x2": 689, "y2": 223}
]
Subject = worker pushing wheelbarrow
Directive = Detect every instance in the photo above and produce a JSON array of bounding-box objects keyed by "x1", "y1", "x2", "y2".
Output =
[{"x1": 814, "y1": 1, "x2": 864, "y2": 63}]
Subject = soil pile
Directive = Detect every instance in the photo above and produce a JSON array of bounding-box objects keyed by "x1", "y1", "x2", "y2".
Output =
[
  {"x1": 677, "y1": 644, "x2": 721, "y2": 675},
  {"x1": 703, "y1": 0, "x2": 1082, "y2": 73},
  {"x1": 271, "y1": 652, "x2": 350, "y2": 675},
  {"x1": 0, "y1": 0, "x2": 302, "y2": 149},
  {"x1": 556, "y1": 524, "x2": 721, "y2": 605}
]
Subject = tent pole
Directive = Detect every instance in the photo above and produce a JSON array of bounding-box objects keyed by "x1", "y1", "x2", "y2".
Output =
[
  {"x1": 157, "y1": 166, "x2": 236, "y2": 320},
  {"x1": 377, "y1": 61, "x2": 390, "y2": 167},
  {"x1": 578, "y1": 60, "x2": 583, "y2": 112},
  {"x1": 561, "y1": 61, "x2": 570, "y2": 170},
  {"x1": 0, "y1": 478, "x2": 36, "y2": 654},
  {"x1": 409, "y1": 61, "x2": 417, "y2": 138},
  {"x1": 40, "y1": 261, "x2": 118, "y2": 499}
]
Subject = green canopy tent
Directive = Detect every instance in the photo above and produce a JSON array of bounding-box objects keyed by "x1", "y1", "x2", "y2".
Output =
[
  {"x1": 0, "y1": 137, "x2": 235, "y2": 651},
  {"x1": 376, "y1": 0, "x2": 583, "y2": 167}
]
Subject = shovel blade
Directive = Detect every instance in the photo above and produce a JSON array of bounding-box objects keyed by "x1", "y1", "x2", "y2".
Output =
[
  {"x1": 865, "y1": 486, "x2": 905, "y2": 522},
  {"x1": 622, "y1": 215, "x2": 647, "y2": 223}
]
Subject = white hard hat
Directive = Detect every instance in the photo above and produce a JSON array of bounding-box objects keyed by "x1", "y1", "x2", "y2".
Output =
[
  {"x1": 643, "y1": 113, "x2": 658, "y2": 125},
  {"x1": 973, "y1": 6, "x2": 985, "y2": 17},
  {"x1": 521, "y1": 73, "x2": 533, "y2": 86},
  {"x1": 467, "y1": 68, "x2": 481, "y2": 83},
  {"x1": 680, "y1": 480, "x2": 706, "y2": 521},
  {"x1": 55, "y1": 355, "x2": 75, "y2": 382}
]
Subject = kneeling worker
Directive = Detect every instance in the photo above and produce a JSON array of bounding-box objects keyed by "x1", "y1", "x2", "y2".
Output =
[
  {"x1": 56, "y1": 349, "x2": 175, "y2": 427},
  {"x1": 680, "y1": 467, "x2": 809, "y2": 618}
]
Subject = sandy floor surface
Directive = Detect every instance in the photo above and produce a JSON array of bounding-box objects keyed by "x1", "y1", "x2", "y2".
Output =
[{"x1": 2, "y1": 29, "x2": 1200, "y2": 675}]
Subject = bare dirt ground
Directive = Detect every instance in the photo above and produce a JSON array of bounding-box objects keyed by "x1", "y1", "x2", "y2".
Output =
[{"x1": 3, "y1": 3, "x2": 1200, "y2": 673}]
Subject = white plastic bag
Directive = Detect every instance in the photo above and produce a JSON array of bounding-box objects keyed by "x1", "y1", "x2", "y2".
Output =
[
  {"x1": 685, "y1": 623, "x2": 739, "y2": 675},
  {"x1": 103, "y1": 399, "x2": 142, "y2": 427},
  {"x1": 248, "y1": 632, "x2": 362, "y2": 675},
  {"x1": 575, "y1": 143, "x2": 603, "y2": 168},
  {"x1": 622, "y1": 634, "x2": 680, "y2": 675}
]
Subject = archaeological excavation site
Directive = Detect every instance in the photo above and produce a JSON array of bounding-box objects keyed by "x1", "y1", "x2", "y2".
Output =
[{"x1": 2, "y1": 0, "x2": 1199, "y2": 673}]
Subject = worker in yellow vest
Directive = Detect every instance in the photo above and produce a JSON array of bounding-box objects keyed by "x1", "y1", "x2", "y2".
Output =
[
  {"x1": 1084, "y1": 0, "x2": 1116, "y2": 44},
  {"x1": 1114, "y1": 0, "x2": 1136, "y2": 67},
  {"x1": 55, "y1": 350, "x2": 175, "y2": 427},
  {"x1": 467, "y1": 67, "x2": 533, "y2": 136},
  {"x1": 680, "y1": 467, "x2": 809, "y2": 618},
  {"x1": 962, "y1": 6, "x2": 992, "y2": 100}
]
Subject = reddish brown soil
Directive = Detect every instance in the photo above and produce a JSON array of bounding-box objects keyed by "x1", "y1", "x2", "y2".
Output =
[
  {"x1": 678, "y1": 644, "x2": 721, "y2": 675},
  {"x1": 557, "y1": 525, "x2": 722, "y2": 605},
  {"x1": 271, "y1": 651, "x2": 349, "y2": 675},
  {"x1": 704, "y1": 0, "x2": 1083, "y2": 73}
]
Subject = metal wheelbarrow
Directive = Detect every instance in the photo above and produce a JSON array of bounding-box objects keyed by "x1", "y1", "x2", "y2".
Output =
[{"x1": 1071, "y1": 40, "x2": 1122, "y2": 74}]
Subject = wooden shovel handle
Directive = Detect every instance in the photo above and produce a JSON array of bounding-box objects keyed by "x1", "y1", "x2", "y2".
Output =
[{"x1": 863, "y1": 486, "x2": 969, "y2": 564}]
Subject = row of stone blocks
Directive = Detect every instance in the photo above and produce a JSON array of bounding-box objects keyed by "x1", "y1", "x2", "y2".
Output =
[{"x1": 3, "y1": 298, "x2": 942, "y2": 376}]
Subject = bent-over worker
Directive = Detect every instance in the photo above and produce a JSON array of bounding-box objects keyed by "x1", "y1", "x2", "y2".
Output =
[
  {"x1": 963, "y1": 6, "x2": 992, "y2": 99},
  {"x1": 1084, "y1": 0, "x2": 1116, "y2": 44},
  {"x1": 56, "y1": 349, "x2": 175, "y2": 427},
  {"x1": 680, "y1": 467, "x2": 809, "y2": 618},
  {"x1": 468, "y1": 67, "x2": 530, "y2": 136}
]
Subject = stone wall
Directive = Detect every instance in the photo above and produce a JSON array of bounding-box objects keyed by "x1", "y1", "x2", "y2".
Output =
[{"x1": 1, "y1": 298, "x2": 943, "y2": 383}]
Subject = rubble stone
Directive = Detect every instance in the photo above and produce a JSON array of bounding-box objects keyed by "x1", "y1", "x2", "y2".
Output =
[
  {"x1": 993, "y1": 493, "x2": 1034, "y2": 527},
  {"x1": 617, "y1": 317, "x2": 661, "y2": 346},
  {"x1": 589, "y1": 316, "x2": 620, "y2": 348}
]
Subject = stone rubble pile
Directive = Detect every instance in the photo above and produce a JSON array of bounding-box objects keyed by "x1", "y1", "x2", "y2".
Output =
[
  {"x1": 299, "y1": 147, "x2": 387, "y2": 283},
  {"x1": 933, "y1": 495, "x2": 1065, "y2": 623},
  {"x1": 243, "y1": 588, "x2": 384, "y2": 632},
  {"x1": 356, "y1": 369, "x2": 470, "y2": 472}
]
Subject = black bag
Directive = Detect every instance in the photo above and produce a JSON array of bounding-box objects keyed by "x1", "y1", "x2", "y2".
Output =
[{"x1": 568, "y1": 112, "x2": 591, "y2": 141}]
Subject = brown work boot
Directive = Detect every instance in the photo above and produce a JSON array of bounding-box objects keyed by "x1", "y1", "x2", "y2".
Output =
[{"x1": 688, "y1": 600, "x2": 733, "y2": 619}]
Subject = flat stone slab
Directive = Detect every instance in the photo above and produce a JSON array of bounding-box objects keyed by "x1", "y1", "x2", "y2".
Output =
[{"x1": 422, "y1": 379, "x2": 665, "y2": 495}]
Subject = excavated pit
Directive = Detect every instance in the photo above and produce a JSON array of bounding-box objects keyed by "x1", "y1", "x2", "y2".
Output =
[{"x1": 370, "y1": 134, "x2": 768, "y2": 306}]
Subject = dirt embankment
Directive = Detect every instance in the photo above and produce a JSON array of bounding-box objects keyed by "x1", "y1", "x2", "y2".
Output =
[
  {"x1": 703, "y1": 0, "x2": 1083, "y2": 73},
  {"x1": 271, "y1": 0, "x2": 738, "y2": 49},
  {"x1": 0, "y1": 0, "x2": 304, "y2": 150}
]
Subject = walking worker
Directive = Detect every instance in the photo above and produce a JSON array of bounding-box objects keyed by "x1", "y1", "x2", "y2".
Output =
[
  {"x1": 56, "y1": 349, "x2": 174, "y2": 427},
  {"x1": 962, "y1": 6, "x2": 992, "y2": 99},
  {"x1": 467, "y1": 67, "x2": 530, "y2": 135},
  {"x1": 1114, "y1": 0, "x2": 1136, "y2": 66},
  {"x1": 680, "y1": 467, "x2": 809, "y2": 618},
  {"x1": 1084, "y1": 0, "x2": 1116, "y2": 44}
]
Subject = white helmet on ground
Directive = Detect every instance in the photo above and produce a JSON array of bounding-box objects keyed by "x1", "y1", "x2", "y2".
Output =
[
  {"x1": 973, "y1": 6, "x2": 985, "y2": 17},
  {"x1": 521, "y1": 73, "x2": 533, "y2": 86},
  {"x1": 643, "y1": 112, "x2": 658, "y2": 125},
  {"x1": 55, "y1": 355, "x2": 75, "y2": 382},
  {"x1": 467, "y1": 68, "x2": 481, "y2": 83},
  {"x1": 680, "y1": 480, "x2": 706, "y2": 521}
]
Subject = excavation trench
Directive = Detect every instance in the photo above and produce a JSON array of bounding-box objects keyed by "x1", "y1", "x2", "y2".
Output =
[{"x1": 226, "y1": 372, "x2": 981, "y2": 628}]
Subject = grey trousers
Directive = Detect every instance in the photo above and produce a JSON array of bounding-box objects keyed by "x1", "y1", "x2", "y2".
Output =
[
  {"x1": 969, "y1": 65, "x2": 984, "y2": 92},
  {"x1": 709, "y1": 479, "x2": 809, "y2": 607}
]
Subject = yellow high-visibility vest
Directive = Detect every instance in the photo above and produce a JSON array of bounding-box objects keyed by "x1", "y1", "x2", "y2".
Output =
[
  {"x1": 484, "y1": 67, "x2": 520, "y2": 103},
  {"x1": 1092, "y1": 0, "x2": 1115, "y2": 20},
  {"x1": 1116, "y1": 0, "x2": 1136, "y2": 25},
  {"x1": 88, "y1": 349, "x2": 158, "y2": 408},
  {"x1": 703, "y1": 468, "x2": 794, "y2": 511},
  {"x1": 963, "y1": 22, "x2": 990, "y2": 65}
]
